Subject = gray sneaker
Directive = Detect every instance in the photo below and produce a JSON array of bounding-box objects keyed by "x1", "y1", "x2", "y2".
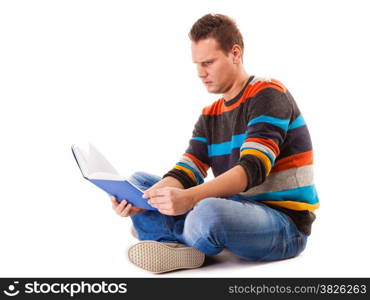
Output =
[{"x1": 128, "y1": 241, "x2": 205, "y2": 273}]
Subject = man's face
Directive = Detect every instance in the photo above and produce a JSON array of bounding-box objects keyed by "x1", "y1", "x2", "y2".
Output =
[{"x1": 191, "y1": 38, "x2": 236, "y2": 94}]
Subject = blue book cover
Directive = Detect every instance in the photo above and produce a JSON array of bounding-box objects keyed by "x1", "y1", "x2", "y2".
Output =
[{"x1": 71, "y1": 143, "x2": 156, "y2": 211}]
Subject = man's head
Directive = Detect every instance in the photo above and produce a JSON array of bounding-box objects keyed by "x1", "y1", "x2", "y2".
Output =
[{"x1": 189, "y1": 14, "x2": 245, "y2": 94}]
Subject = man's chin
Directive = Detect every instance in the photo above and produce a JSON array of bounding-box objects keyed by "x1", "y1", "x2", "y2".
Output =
[{"x1": 206, "y1": 86, "x2": 220, "y2": 94}]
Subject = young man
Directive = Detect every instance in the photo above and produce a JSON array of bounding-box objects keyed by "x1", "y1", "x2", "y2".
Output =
[{"x1": 111, "y1": 14, "x2": 319, "y2": 273}]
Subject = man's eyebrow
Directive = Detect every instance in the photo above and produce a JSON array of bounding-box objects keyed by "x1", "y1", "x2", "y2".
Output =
[{"x1": 193, "y1": 58, "x2": 216, "y2": 64}]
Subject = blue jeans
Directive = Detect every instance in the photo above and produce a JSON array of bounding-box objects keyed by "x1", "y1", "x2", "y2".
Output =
[{"x1": 129, "y1": 171, "x2": 308, "y2": 261}]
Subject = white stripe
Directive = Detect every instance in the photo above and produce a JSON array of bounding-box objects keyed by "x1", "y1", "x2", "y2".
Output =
[
  {"x1": 239, "y1": 165, "x2": 314, "y2": 197},
  {"x1": 240, "y1": 141, "x2": 276, "y2": 161},
  {"x1": 250, "y1": 76, "x2": 272, "y2": 85},
  {"x1": 179, "y1": 155, "x2": 206, "y2": 179}
]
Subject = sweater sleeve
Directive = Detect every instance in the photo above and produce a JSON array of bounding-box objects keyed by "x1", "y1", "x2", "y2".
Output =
[
  {"x1": 162, "y1": 114, "x2": 210, "y2": 189},
  {"x1": 237, "y1": 84, "x2": 293, "y2": 191}
]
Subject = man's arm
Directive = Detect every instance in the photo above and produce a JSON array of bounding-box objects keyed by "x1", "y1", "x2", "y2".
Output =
[
  {"x1": 187, "y1": 165, "x2": 248, "y2": 205},
  {"x1": 146, "y1": 83, "x2": 294, "y2": 215},
  {"x1": 144, "y1": 165, "x2": 248, "y2": 215},
  {"x1": 162, "y1": 114, "x2": 210, "y2": 189},
  {"x1": 146, "y1": 176, "x2": 184, "y2": 192}
]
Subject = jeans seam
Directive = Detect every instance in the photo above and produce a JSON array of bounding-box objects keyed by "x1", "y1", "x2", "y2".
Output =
[
  {"x1": 160, "y1": 214, "x2": 174, "y2": 235},
  {"x1": 190, "y1": 234, "x2": 223, "y2": 255}
]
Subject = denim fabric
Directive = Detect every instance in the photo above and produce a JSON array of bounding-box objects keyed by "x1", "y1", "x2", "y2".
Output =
[{"x1": 129, "y1": 171, "x2": 308, "y2": 261}]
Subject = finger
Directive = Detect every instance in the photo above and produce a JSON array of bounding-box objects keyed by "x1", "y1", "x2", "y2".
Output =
[
  {"x1": 142, "y1": 190, "x2": 150, "y2": 198},
  {"x1": 148, "y1": 198, "x2": 167, "y2": 206},
  {"x1": 111, "y1": 197, "x2": 119, "y2": 208},
  {"x1": 120, "y1": 203, "x2": 132, "y2": 217},
  {"x1": 116, "y1": 200, "x2": 127, "y2": 214},
  {"x1": 143, "y1": 188, "x2": 166, "y2": 199},
  {"x1": 131, "y1": 206, "x2": 143, "y2": 212},
  {"x1": 158, "y1": 208, "x2": 176, "y2": 216},
  {"x1": 143, "y1": 187, "x2": 152, "y2": 195},
  {"x1": 148, "y1": 200, "x2": 170, "y2": 210},
  {"x1": 149, "y1": 201, "x2": 171, "y2": 211}
]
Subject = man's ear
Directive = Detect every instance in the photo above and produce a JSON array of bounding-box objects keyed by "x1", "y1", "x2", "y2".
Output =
[{"x1": 231, "y1": 44, "x2": 243, "y2": 63}]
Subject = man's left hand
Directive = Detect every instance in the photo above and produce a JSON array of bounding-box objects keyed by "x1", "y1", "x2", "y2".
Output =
[{"x1": 143, "y1": 187, "x2": 196, "y2": 216}]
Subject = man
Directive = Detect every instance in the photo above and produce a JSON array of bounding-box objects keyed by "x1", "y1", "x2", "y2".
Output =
[{"x1": 111, "y1": 13, "x2": 319, "y2": 273}]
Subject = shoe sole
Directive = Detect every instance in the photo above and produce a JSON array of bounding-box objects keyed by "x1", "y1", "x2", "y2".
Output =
[{"x1": 128, "y1": 241, "x2": 205, "y2": 274}]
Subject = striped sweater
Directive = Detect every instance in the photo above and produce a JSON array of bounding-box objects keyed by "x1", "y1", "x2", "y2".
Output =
[{"x1": 163, "y1": 75, "x2": 319, "y2": 235}]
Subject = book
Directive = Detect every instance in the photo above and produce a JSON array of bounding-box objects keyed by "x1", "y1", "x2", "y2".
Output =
[{"x1": 71, "y1": 143, "x2": 156, "y2": 211}]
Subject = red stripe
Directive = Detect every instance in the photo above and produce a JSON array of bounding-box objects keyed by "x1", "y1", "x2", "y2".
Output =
[
  {"x1": 183, "y1": 153, "x2": 209, "y2": 174},
  {"x1": 245, "y1": 137, "x2": 280, "y2": 157},
  {"x1": 202, "y1": 79, "x2": 287, "y2": 116},
  {"x1": 271, "y1": 151, "x2": 313, "y2": 172},
  {"x1": 246, "y1": 79, "x2": 286, "y2": 99},
  {"x1": 202, "y1": 99, "x2": 224, "y2": 115}
]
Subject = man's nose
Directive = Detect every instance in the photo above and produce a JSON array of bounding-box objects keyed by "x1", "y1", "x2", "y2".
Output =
[{"x1": 197, "y1": 65, "x2": 207, "y2": 78}]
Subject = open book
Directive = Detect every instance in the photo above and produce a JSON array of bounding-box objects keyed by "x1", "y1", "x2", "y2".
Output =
[{"x1": 71, "y1": 143, "x2": 155, "y2": 211}]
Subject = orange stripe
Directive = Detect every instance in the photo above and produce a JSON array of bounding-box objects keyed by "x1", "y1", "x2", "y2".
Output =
[
  {"x1": 202, "y1": 79, "x2": 287, "y2": 116},
  {"x1": 173, "y1": 165, "x2": 196, "y2": 183},
  {"x1": 202, "y1": 99, "x2": 224, "y2": 115},
  {"x1": 219, "y1": 87, "x2": 250, "y2": 113},
  {"x1": 271, "y1": 151, "x2": 313, "y2": 173},
  {"x1": 224, "y1": 80, "x2": 286, "y2": 113},
  {"x1": 241, "y1": 149, "x2": 272, "y2": 175},
  {"x1": 245, "y1": 79, "x2": 286, "y2": 99},
  {"x1": 183, "y1": 153, "x2": 209, "y2": 174},
  {"x1": 245, "y1": 137, "x2": 280, "y2": 157},
  {"x1": 262, "y1": 200, "x2": 320, "y2": 212}
]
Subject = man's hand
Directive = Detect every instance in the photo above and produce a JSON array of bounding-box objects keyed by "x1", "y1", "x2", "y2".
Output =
[
  {"x1": 110, "y1": 195, "x2": 147, "y2": 217},
  {"x1": 143, "y1": 187, "x2": 196, "y2": 216}
]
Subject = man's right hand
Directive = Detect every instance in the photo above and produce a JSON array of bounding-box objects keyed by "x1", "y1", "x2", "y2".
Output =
[{"x1": 110, "y1": 195, "x2": 147, "y2": 217}]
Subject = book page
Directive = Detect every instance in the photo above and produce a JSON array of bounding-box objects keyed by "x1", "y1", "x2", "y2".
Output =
[
  {"x1": 88, "y1": 171, "x2": 126, "y2": 181},
  {"x1": 71, "y1": 145, "x2": 90, "y2": 177},
  {"x1": 87, "y1": 143, "x2": 121, "y2": 176}
]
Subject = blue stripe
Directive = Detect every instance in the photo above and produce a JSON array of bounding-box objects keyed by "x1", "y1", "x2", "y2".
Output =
[
  {"x1": 288, "y1": 115, "x2": 306, "y2": 130},
  {"x1": 248, "y1": 185, "x2": 319, "y2": 204},
  {"x1": 176, "y1": 162, "x2": 204, "y2": 184},
  {"x1": 205, "y1": 115, "x2": 306, "y2": 159},
  {"x1": 208, "y1": 132, "x2": 247, "y2": 157},
  {"x1": 248, "y1": 115, "x2": 290, "y2": 131},
  {"x1": 240, "y1": 147, "x2": 275, "y2": 165},
  {"x1": 192, "y1": 136, "x2": 208, "y2": 143}
]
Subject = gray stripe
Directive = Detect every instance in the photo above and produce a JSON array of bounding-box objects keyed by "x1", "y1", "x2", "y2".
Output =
[
  {"x1": 250, "y1": 76, "x2": 272, "y2": 85},
  {"x1": 239, "y1": 165, "x2": 314, "y2": 197},
  {"x1": 179, "y1": 155, "x2": 206, "y2": 179},
  {"x1": 240, "y1": 141, "x2": 276, "y2": 160}
]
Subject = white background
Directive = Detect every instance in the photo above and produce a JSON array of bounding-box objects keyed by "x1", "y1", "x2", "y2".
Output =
[{"x1": 1, "y1": 0, "x2": 369, "y2": 277}]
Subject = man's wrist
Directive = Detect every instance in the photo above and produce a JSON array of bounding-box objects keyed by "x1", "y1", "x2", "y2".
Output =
[{"x1": 186, "y1": 187, "x2": 202, "y2": 208}]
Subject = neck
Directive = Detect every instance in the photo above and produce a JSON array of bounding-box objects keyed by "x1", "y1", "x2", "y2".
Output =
[{"x1": 223, "y1": 70, "x2": 250, "y2": 101}]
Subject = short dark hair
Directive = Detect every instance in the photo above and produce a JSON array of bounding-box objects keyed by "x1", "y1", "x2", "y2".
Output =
[{"x1": 189, "y1": 14, "x2": 244, "y2": 55}]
